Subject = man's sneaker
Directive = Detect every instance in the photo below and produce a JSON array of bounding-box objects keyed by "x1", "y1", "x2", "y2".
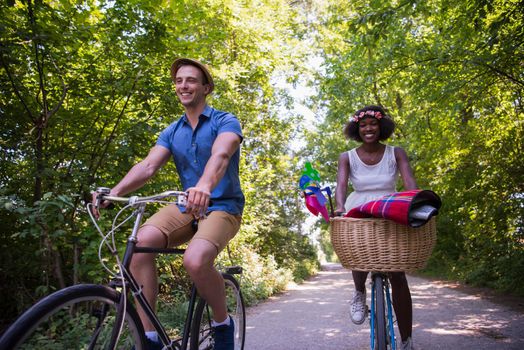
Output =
[
  {"x1": 401, "y1": 337, "x2": 416, "y2": 350},
  {"x1": 213, "y1": 317, "x2": 235, "y2": 350},
  {"x1": 350, "y1": 290, "x2": 367, "y2": 325}
]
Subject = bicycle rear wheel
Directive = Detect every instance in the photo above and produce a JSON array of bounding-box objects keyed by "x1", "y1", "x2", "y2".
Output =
[
  {"x1": 0, "y1": 284, "x2": 146, "y2": 350},
  {"x1": 190, "y1": 273, "x2": 245, "y2": 349},
  {"x1": 373, "y1": 274, "x2": 388, "y2": 350}
]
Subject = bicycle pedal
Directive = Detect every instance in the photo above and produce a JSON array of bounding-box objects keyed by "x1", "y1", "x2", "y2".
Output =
[{"x1": 225, "y1": 266, "x2": 243, "y2": 275}]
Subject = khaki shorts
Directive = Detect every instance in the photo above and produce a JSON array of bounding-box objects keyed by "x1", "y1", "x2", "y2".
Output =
[{"x1": 142, "y1": 205, "x2": 241, "y2": 252}]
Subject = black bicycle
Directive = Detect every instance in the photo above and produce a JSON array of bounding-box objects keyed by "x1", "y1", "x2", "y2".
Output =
[{"x1": 0, "y1": 188, "x2": 246, "y2": 349}]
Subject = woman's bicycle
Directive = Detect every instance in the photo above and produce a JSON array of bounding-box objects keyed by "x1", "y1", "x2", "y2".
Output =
[
  {"x1": 369, "y1": 272, "x2": 396, "y2": 350},
  {"x1": 330, "y1": 215, "x2": 437, "y2": 350},
  {"x1": 0, "y1": 188, "x2": 246, "y2": 350}
]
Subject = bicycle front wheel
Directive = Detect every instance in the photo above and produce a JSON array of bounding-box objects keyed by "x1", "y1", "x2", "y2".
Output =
[
  {"x1": 0, "y1": 284, "x2": 146, "y2": 350},
  {"x1": 373, "y1": 275, "x2": 388, "y2": 350},
  {"x1": 190, "y1": 273, "x2": 246, "y2": 350}
]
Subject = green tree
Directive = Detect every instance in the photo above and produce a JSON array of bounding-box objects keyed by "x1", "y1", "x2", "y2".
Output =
[
  {"x1": 311, "y1": 0, "x2": 524, "y2": 293},
  {"x1": 0, "y1": 0, "x2": 318, "y2": 328}
]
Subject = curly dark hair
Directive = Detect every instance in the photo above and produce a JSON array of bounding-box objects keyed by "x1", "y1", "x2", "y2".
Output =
[{"x1": 343, "y1": 105, "x2": 395, "y2": 142}]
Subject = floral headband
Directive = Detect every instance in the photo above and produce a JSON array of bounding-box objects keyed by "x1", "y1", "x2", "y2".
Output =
[{"x1": 351, "y1": 110, "x2": 383, "y2": 123}]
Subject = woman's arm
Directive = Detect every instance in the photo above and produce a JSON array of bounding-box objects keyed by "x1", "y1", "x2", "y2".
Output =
[
  {"x1": 335, "y1": 152, "x2": 350, "y2": 214},
  {"x1": 394, "y1": 147, "x2": 418, "y2": 190}
]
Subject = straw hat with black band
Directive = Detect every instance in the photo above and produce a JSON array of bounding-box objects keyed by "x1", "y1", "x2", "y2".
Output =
[{"x1": 170, "y1": 58, "x2": 214, "y2": 94}]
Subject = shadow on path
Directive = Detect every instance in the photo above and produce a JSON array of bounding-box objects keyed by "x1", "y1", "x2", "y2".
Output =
[{"x1": 244, "y1": 263, "x2": 524, "y2": 349}]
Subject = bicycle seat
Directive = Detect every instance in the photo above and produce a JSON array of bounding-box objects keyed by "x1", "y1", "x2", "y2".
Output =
[{"x1": 224, "y1": 266, "x2": 243, "y2": 275}]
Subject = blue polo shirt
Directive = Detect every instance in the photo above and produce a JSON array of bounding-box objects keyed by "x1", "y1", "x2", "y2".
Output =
[{"x1": 156, "y1": 106, "x2": 244, "y2": 215}]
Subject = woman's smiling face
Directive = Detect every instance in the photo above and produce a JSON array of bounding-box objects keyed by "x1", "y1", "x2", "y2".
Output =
[{"x1": 358, "y1": 117, "x2": 381, "y2": 143}]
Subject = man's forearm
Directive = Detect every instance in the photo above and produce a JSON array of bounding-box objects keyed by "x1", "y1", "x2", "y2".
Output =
[
  {"x1": 194, "y1": 132, "x2": 240, "y2": 193},
  {"x1": 111, "y1": 161, "x2": 158, "y2": 196},
  {"x1": 195, "y1": 152, "x2": 230, "y2": 192}
]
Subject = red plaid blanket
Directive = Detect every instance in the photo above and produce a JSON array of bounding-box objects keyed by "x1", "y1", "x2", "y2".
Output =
[{"x1": 345, "y1": 190, "x2": 442, "y2": 227}]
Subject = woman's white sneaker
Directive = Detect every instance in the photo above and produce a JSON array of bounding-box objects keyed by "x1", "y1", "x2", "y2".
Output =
[{"x1": 350, "y1": 290, "x2": 367, "y2": 324}]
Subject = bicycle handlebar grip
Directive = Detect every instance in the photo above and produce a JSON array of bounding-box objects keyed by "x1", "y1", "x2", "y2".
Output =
[
  {"x1": 96, "y1": 187, "x2": 111, "y2": 195},
  {"x1": 95, "y1": 187, "x2": 114, "y2": 209}
]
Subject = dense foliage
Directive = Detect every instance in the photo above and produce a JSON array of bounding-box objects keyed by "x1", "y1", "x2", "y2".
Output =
[
  {"x1": 1, "y1": 0, "x2": 523, "y2": 333},
  {"x1": 307, "y1": 0, "x2": 524, "y2": 293},
  {"x1": 0, "y1": 0, "x2": 318, "y2": 329}
]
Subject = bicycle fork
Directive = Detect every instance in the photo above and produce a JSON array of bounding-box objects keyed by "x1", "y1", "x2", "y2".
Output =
[
  {"x1": 370, "y1": 279, "x2": 375, "y2": 349},
  {"x1": 370, "y1": 275, "x2": 396, "y2": 350},
  {"x1": 384, "y1": 281, "x2": 396, "y2": 350}
]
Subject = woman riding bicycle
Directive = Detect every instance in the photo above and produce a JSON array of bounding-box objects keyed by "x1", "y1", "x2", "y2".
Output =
[{"x1": 334, "y1": 105, "x2": 417, "y2": 350}]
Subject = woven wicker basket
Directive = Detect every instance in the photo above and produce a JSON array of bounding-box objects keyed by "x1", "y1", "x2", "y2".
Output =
[{"x1": 330, "y1": 216, "x2": 437, "y2": 272}]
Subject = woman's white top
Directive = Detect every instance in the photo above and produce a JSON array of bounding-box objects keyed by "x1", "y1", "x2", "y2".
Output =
[{"x1": 344, "y1": 145, "x2": 399, "y2": 211}]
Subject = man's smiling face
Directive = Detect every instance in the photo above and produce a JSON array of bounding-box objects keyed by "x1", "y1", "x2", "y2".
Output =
[{"x1": 175, "y1": 65, "x2": 211, "y2": 108}]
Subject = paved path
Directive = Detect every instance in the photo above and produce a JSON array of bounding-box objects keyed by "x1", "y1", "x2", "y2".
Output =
[{"x1": 244, "y1": 263, "x2": 524, "y2": 349}]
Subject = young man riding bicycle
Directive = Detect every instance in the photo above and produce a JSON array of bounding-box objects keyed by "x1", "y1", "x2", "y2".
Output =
[{"x1": 92, "y1": 58, "x2": 244, "y2": 350}]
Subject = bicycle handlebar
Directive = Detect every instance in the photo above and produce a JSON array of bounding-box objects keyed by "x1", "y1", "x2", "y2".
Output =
[{"x1": 95, "y1": 187, "x2": 188, "y2": 207}]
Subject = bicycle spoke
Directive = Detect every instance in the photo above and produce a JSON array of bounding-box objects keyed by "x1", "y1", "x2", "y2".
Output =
[
  {"x1": 0, "y1": 285, "x2": 145, "y2": 350},
  {"x1": 190, "y1": 274, "x2": 245, "y2": 349}
]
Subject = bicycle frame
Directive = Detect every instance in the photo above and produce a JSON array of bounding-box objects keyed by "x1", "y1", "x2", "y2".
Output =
[
  {"x1": 91, "y1": 189, "x2": 200, "y2": 350},
  {"x1": 117, "y1": 245, "x2": 199, "y2": 350},
  {"x1": 0, "y1": 188, "x2": 244, "y2": 350}
]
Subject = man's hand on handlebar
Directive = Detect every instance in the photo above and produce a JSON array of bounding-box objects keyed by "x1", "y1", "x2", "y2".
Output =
[
  {"x1": 90, "y1": 189, "x2": 114, "y2": 220},
  {"x1": 185, "y1": 186, "x2": 211, "y2": 219}
]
